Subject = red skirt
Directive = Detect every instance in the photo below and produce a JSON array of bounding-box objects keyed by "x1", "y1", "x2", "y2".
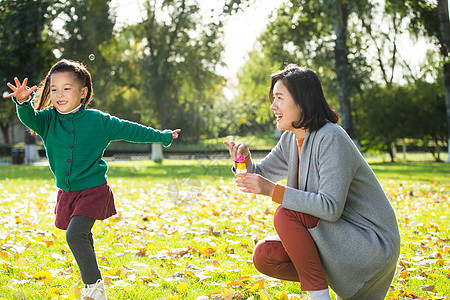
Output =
[{"x1": 55, "y1": 182, "x2": 117, "y2": 230}]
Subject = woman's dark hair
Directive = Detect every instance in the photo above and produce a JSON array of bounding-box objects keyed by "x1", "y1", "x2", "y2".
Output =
[
  {"x1": 269, "y1": 64, "x2": 338, "y2": 132},
  {"x1": 35, "y1": 59, "x2": 93, "y2": 110}
]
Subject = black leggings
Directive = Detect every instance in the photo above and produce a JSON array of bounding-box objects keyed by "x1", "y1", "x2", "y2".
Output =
[{"x1": 66, "y1": 215, "x2": 102, "y2": 284}]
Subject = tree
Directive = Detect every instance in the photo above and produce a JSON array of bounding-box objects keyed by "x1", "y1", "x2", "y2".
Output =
[
  {"x1": 54, "y1": 0, "x2": 116, "y2": 111},
  {"x1": 0, "y1": 0, "x2": 55, "y2": 143},
  {"x1": 413, "y1": 76, "x2": 447, "y2": 161},
  {"x1": 256, "y1": 0, "x2": 378, "y2": 142},
  {"x1": 132, "y1": 0, "x2": 225, "y2": 135},
  {"x1": 387, "y1": 0, "x2": 450, "y2": 162},
  {"x1": 252, "y1": 0, "x2": 381, "y2": 143},
  {"x1": 436, "y1": 0, "x2": 449, "y2": 162},
  {"x1": 235, "y1": 47, "x2": 283, "y2": 135},
  {"x1": 91, "y1": 0, "x2": 227, "y2": 161},
  {"x1": 56, "y1": 0, "x2": 114, "y2": 62},
  {"x1": 331, "y1": 0, "x2": 358, "y2": 141},
  {"x1": 356, "y1": 84, "x2": 410, "y2": 162},
  {"x1": 357, "y1": 77, "x2": 446, "y2": 162}
]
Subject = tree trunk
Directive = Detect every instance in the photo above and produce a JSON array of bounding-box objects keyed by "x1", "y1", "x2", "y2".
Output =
[
  {"x1": 0, "y1": 122, "x2": 10, "y2": 144},
  {"x1": 390, "y1": 141, "x2": 397, "y2": 162},
  {"x1": 387, "y1": 142, "x2": 395, "y2": 163},
  {"x1": 444, "y1": 61, "x2": 450, "y2": 163},
  {"x1": 437, "y1": 0, "x2": 450, "y2": 162},
  {"x1": 434, "y1": 138, "x2": 442, "y2": 162},
  {"x1": 333, "y1": 0, "x2": 357, "y2": 142},
  {"x1": 402, "y1": 141, "x2": 407, "y2": 161}
]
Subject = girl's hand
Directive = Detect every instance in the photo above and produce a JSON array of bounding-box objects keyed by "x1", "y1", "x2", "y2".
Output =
[
  {"x1": 6, "y1": 77, "x2": 37, "y2": 103},
  {"x1": 235, "y1": 173, "x2": 276, "y2": 197},
  {"x1": 223, "y1": 140, "x2": 250, "y2": 160},
  {"x1": 172, "y1": 129, "x2": 181, "y2": 139}
]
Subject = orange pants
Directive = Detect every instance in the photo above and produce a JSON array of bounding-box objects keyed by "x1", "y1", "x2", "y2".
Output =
[{"x1": 252, "y1": 206, "x2": 328, "y2": 291}]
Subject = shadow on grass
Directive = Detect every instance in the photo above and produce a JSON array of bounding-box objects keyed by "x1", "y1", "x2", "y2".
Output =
[
  {"x1": 107, "y1": 162, "x2": 234, "y2": 179},
  {"x1": 0, "y1": 165, "x2": 54, "y2": 180},
  {"x1": 370, "y1": 162, "x2": 450, "y2": 182},
  {"x1": 1, "y1": 160, "x2": 448, "y2": 182},
  {"x1": 0, "y1": 161, "x2": 235, "y2": 180}
]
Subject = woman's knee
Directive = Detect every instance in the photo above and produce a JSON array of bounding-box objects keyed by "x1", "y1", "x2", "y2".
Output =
[
  {"x1": 252, "y1": 240, "x2": 283, "y2": 274},
  {"x1": 252, "y1": 240, "x2": 267, "y2": 273}
]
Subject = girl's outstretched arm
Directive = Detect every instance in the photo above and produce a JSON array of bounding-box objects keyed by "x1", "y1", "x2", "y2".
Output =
[{"x1": 6, "y1": 77, "x2": 37, "y2": 103}]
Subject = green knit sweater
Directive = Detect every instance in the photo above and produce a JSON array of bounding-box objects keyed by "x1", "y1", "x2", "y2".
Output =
[{"x1": 15, "y1": 99, "x2": 173, "y2": 191}]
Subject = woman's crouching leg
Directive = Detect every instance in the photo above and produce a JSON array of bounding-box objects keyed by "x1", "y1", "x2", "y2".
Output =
[
  {"x1": 273, "y1": 206, "x2": 328, "y2": 291},
  {"x1": 252, "y1": 239, "x2": 300, "y2": 282}
]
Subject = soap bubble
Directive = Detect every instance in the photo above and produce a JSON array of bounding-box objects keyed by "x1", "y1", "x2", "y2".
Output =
[{"x1": 88, "y1": 54, "x2": 95, "y2": 61}]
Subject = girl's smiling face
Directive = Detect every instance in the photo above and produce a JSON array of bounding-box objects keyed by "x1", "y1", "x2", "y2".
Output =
[
  {"x1": 50, "y1": 72, "x2": 87, "y2": 113},
  {"x1": 270, "y1": 79, "x2": 303, "y2": 133}
]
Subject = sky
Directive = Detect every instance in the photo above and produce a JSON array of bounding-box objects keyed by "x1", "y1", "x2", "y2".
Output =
[{"x1": 110, "y1": 0, "x2": 283, "y2": 80}]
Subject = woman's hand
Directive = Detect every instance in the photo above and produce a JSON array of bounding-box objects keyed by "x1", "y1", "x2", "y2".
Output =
[
  {"x1": 235, "y1": 173, "x2": 276, "y2": 197},
  {"x1": 6, "y1": 77, "x2": 37, "y2": 103},
  {"x1": 223, "y1": 140, "x2": 250, "y2": 160},
  {"x1": 172, "y1": 129, "x2": 181, "y2": 139}
]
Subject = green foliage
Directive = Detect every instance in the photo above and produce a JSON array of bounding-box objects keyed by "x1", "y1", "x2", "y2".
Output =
[
  {"x1": 356, "y1": 84, "x2": 410, "y2": 156},
  {"x1": 91, "y1": 0, "x2": 228, "y2": 142},
  {"x1": 236, "y1": 0, "x2": 447, "y2": 155},
  {"x1": 0, "y1": 0, "x2": 56, "y2": 142},
  {"x1": 237, "y1": 0, "x2": 377, "y2": 137},
  {"x1": 0, "y1": 0, "x2": 56, "y2": 82},
  {"x1": 133, "y1": 1, "x2": 225, "y2": 133},
  {"x1": 1, "y1": 0, "x2": 448, "y2": 155},
  {"x1": 386, "y1": 0, "x2": 439, "y2": 40},
  {"x1": 1, "y1": 0, "x2": 230, "y2": 145},
  {"x1": 93, "y1": 26, "x2": 149, "y2": 123},
  {"x1": 386, "y1": 0, "x2": 450, "y2": 161},
  {"x1": 356, "y1": 77, "x2": 447, "y2": 161},
  {"x1": 234, "y1": 48, "x2": 280, "y2": 134},
  {"x1": 56, "y1": 0, "x2": 114, "y2": 63},
  {"x1": 260, "y1": 0, "x2": 377, "y2": 139}
]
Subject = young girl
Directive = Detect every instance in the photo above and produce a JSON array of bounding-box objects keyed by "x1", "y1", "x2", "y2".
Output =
[
  {"x1": 6, "y1": 59, "x2": 181, "y2": 300},
  {"x1": 224, "y1": 64, "x2": 400, "y2": 300}
]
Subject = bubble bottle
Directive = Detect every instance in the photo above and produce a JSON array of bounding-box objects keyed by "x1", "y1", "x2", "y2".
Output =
[{"x1": 235, "y1": 155, "x2": 247, "y2": 178}]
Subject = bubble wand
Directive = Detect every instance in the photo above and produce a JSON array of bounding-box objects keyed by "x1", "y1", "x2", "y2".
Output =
[{"x1": 235, "y1": 155, "x2": 247, "y2": 178}]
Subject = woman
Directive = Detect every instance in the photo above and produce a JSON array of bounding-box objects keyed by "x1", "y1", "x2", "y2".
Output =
[{"x1": 223, "y1": 64, "x2": 400, "y2": 300}]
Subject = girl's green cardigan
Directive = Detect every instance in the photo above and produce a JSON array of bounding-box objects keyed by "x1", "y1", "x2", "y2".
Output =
[{"x1": 15, "y1": 97, "x2": 173, "y2": 191}]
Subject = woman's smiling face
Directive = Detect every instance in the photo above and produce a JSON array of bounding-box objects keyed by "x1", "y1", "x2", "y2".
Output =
[{"x1": 270, "y1": 79, "x2": 302, "y2": 132}]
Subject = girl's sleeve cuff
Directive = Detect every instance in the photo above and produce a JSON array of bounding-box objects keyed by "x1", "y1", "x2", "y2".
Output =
[
  {"x1": 12, "y1": 92, "x2": 35, "y2": 106},
  {"x1": 272, "y1": 184, "x2": 286, "y2": 204},
  {"x1": 162, "y1": 130, "x2": 174, "y2": 148}
]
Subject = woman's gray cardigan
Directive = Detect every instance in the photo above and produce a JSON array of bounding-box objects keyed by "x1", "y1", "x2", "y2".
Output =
[{"x1": 247, "y1": 123, "x2": 401, "y2": 299}]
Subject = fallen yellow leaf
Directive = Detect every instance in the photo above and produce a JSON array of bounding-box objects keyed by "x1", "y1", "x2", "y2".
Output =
[
  {"x1": 68, "y1": 281, "x2": 81, "y2": 300},
  {"x1": 177, "y1": 282, "x2": 188, "y2": 293}
]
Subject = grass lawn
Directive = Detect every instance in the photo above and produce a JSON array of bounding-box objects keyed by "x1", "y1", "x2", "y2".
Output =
[{"x1": 0, "y1": 158, "x2": 448, "y2": 299}]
